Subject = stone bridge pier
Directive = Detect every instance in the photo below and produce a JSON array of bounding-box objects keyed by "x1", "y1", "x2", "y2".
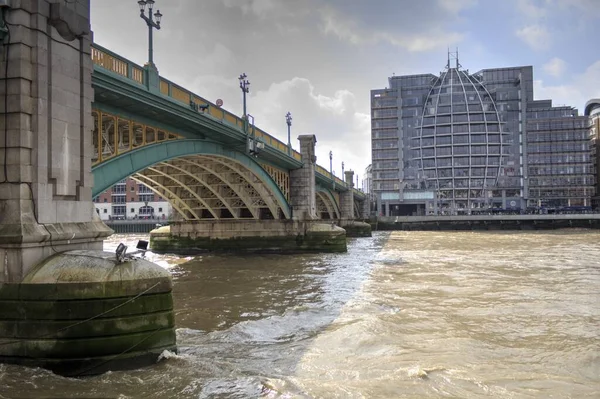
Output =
[
  {"x1": 290, "y1": 135, "x2": 318, "y2": 220},
  {"x1": 150, "y1": 133, "x2": 347, "y2": 253},
  {"x1": 338, "y1": 170, "x2": 371, "y2": 237},
  {"x1": 0, "y1": 0, "x2": 175, "y2": 376}
]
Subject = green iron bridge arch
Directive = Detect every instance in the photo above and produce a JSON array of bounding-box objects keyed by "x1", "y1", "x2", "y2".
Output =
[{"x1": 93, "y1": 140, "x2": 291, "y2": 220}]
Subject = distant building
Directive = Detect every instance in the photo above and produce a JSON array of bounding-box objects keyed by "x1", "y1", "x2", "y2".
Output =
[
  {"x1": 586, "y1": 99, "x2": 600, "y2": 209},
  {"x1": 370, "y1": 53, "x2": 593, "y2": 216},
  {"x1": 363, "y1": 164, "x2": 373, "y2": 195},
  {"x1": 363, "y1": 164, "x2": 375, "y2": 213},
  {"x1": 93, "y1": 178, "x2": 172, "y2": 221}
]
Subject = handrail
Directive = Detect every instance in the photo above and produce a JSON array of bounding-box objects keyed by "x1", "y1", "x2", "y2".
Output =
[{"x1": 91, "y1": 43, "x2": 355, "y2": 193}]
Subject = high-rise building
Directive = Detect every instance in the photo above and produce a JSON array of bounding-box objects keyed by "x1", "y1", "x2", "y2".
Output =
[
  {"x1": 371, "y1": 53, "x2": 593, "y2": 216},
  {"x1": 586, "y1": 99, "x2": 600, "y2": 209}
]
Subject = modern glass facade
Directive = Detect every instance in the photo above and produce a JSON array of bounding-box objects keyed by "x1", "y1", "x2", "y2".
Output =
[
  {"x1": 526, "y1": 103, "x2": 593, "y2": 209},
  {"x1": 371, "y1": 58, "x2": 594, "y2": 216},
  {"x1": 585, "y1": 99, "x2": 600, "y2": 208}
]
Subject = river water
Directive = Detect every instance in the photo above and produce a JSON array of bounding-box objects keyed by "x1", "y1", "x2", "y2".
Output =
[{"x1": 1, "y1": 231, "x2": 599, "y2": 398}]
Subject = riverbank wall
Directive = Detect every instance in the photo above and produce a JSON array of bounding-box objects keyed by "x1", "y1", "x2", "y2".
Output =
[{"x1": 372, "y1": 214, "x2": 600, "y2": 231}]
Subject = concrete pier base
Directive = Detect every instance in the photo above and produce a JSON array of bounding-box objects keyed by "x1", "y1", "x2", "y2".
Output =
[
  {"x1": 339, "y1": 220, "x2": 372, "y2": 237},
  {"x1": 0, "y1": 251, "x2": 176, "y2": 377},
  {"x1": 149, "y1": 220, "x2": 347, "y2": 254}
]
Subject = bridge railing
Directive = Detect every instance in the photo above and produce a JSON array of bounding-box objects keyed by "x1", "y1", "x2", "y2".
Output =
[
  {"x1": 315, "y1": 165, "x2": 364, "y2": 198},
  {"x1": 91, "y1": 45, "x2": 144, "y2": 85}
]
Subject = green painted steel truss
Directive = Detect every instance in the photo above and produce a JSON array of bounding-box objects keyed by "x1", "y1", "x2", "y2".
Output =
[{"x1": 92, "y1": 140, "x2": 291, "y2": 220}]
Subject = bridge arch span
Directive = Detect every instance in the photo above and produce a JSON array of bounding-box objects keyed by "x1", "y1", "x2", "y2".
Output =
[
  {"x1": 92, "y1": 140, "x2": 291, "y2": 220},
  {"x1": 315, "y1": 186, "x2": 341, "y2": 220}
]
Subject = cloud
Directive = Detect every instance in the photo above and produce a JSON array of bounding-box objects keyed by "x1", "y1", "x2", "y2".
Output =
[
  {"x1": 534, "y1": 59, "x2": 600, "y2": 111},
  {"x1": 542, "y1": 57, "x2": 567, "y2": 78},
  {"x1": 516, "y1": 0, "x2": 548, "y2": 19},
  {"x1": 515, "y1": 24, "x2": 551, "y2": 50},
  {"x1": 437, "y1": 0, "x2": 478, "y2": 14},
  {"x1": 247, "y1": 77, "x2": 371, "y2": 176},
  {"x1": 320, "y1": 7, "x2": 463, "y2": 52},
  {"x1": 220, "y1": 0, "x2": 280, "y2": 18}
]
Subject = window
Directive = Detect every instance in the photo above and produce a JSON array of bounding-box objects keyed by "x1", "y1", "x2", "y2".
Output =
[
  {"x1": 130, "y1": 186, "x2": 135, "y2": 191},
  {"x1": 112, "y1": 205, "x2": 126, "y2": 215},
  {"x1": 139, "y1": 206, "x2": 154, "y2": 215},
  {"x1": 103, "y1": 209, "x2": 107, "y2": 213},
  {"x1": 131, "y1": 208, "x2": 135, "y2": 213},
  {"x1": 103, "y1": 198, "x2": 107, "y2": 203},
  {"x1": 111, "y1": 195, "x2": 126, "y2": 204},
  {"x1": 158, "y1": 207, "x2": 163, "y2": 212},
  {"x1": 139, "y1": 194, "x2": 155, "y2": 202}
]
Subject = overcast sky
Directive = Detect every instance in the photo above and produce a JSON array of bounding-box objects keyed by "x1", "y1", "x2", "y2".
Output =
[{"x1": 91, "y1": 0, "x2": 600, "y2": 185}]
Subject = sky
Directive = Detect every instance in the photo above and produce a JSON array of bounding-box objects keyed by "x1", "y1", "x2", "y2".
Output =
[{"x1": 90, "y1": 0, "x2": 600, "y2": 186}]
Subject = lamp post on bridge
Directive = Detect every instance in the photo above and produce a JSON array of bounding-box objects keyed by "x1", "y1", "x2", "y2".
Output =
[
  {"x1": 138, "y1": 1, "x2": 162, "y2": 66},
  {"x1": 239, "y1": 73, "x2": 250, "y2": 136},
  {"x1": 285, "y1": 112, "x2": 292, "y2": 156},
  {"x1": 342, "y1": 162, "x2": 345, "y2": 186},
  {"x1": 329, "y1": 151, "x2": 335, "y2": 191}
]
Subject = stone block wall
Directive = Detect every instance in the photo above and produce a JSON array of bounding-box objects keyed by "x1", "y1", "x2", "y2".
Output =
[
  {"x1": 0, "y1": 0, "x2": 111, "y2": 282},
  {"x1": 340, "y1": 170, "x2": 355, "y2": 219},
  {"x1": 289, "y1": 134, "x2": 317, "y2": 220}
]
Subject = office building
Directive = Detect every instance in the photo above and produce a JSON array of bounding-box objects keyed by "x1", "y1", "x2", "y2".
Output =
[
  {"x1": 371, "y1": 54, "x2": 593, "y2": 216},
  {"x1": 93, "y1": 178, "x2": 173, "y2": 221},
  {"x1": 586, "y1": 99, "x2": 600, "y2": 208}
]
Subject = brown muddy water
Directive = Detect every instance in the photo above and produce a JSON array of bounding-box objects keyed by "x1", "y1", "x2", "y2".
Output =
[{"x1": 0, "y1": 231, "x2": 599, "y2": 398}]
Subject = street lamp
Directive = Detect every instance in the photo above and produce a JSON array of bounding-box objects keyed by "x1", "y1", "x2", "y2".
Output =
[
  {"x1": 342, "y1": 161, "x2": 345, "y2": 185},
  {"x1": 329, "y1": 151, "x2": 335, "y2": 190},
  {"x1": 285, "y1": 112, "x2": 292, "y2": 156},
  {"x1": 138, "y1": 0, "x2": 162, "y2": 66},
  {"x1": 239, "y1": 73, "x2": 250, "y2": 134}
]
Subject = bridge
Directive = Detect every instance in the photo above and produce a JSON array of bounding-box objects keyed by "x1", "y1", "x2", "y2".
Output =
[
  {"x1": 0, "y1": 1, "x2": 369, "y2": 285},
  {"x1": 89, "y1": 43, "x2": 370, "y2": 252},
  {"x1": 90, "y1": 43, "x2": 365, "y2": 222},
  {"x1": 0, "y1": 0, "x2": 369, "y2": 375}
]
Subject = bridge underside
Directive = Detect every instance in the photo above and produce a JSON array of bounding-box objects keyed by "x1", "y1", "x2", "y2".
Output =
[{"x1": 133, "y1": 155, "x2": 286, "y2": 220}]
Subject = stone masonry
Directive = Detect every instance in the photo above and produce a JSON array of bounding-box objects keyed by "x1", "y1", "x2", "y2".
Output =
[
  {"x1": 0, "y1": 0, "x2": 111, "y2": 282},
  {"x1": 289, "y1": 134, "x2": 317, "y2": 220},
  {"x1": 340, "y1": 170, "x2": 355, "y2": 219}
]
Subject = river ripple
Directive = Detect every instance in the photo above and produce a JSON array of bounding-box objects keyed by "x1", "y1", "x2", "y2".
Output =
[{"x1": 0, "y1": 231, "x2": 598, "y2": 398}]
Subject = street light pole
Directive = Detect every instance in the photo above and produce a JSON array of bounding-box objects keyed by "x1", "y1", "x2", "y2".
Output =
[
  {"x1": 138, "y1": 1, "x2": 162, "y2": 66},
  {"x1": 342, "y1": 162, "x2": 345, "y2": 185},
  {"x1": 239, "y1": 73, "x2": 250, "y2": 136},
  {"x1": 329, "y1": 151, "x2": 334, "y2": 190},
  {"x1": 285, "y1": 112, "x2": 292, "y2": 156}
]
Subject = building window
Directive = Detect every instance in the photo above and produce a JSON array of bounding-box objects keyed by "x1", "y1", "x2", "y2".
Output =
[
  {"x1": 131, "y1": 208, "x2": 135, "y2": 213},
  {"x1": 112, "y1": 205, "x2": 126, "y2": 216},
  {"x1": 158, "y1": 207, "x2": 163, "y2": 212},
  {"x1": 139, "y1": 206, "x2": 154, "y2": 216},
  {"x1": 111, "y1": 195, "x2": 126, "y2": 204},
  {"x1": 103, "y1": 198, "x2": 107, "y2": 203},
  {"x1": 130, "y1": 186, "x2": 135, "y2": 191},
  {"x1": 139, "y1": 194, "x2": 154, "y2": 202},
  {"x1": 103, "y1": 209, "x2": 107, "y2": 213}
]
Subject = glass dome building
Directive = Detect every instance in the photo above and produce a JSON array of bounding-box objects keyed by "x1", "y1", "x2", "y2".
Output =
[
  {"x1": 414, "y1": 64, "x2": 511, "y2": 213},
  {"x1": 371, "y1": 54, "x2": 593, "y2": 216}
]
